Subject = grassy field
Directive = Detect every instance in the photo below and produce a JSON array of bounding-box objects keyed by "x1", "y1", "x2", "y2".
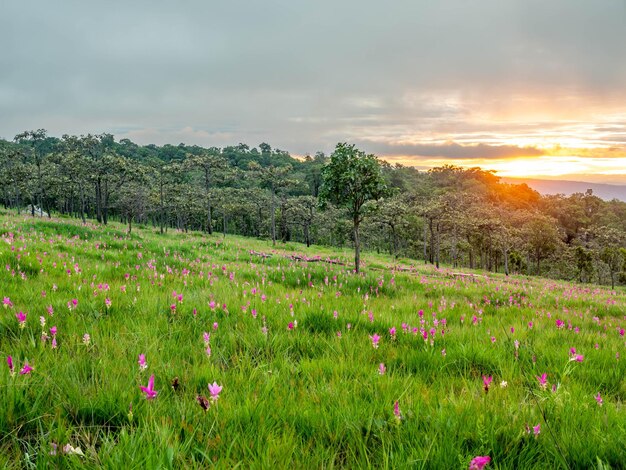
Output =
[{"x1": 1, "y1": 212, "x2": 625, "y2": 469}]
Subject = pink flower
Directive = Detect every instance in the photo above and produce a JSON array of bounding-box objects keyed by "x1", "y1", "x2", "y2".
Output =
[
  {"x1": 393, "y1": 401, "x2": 402, "y2": 420},
  {"x1": 208, "y1": 381, "x2": 222, "y2": 401},
  {"x1": 370, "y1": 334, "x2": 381, "y2": 349},
  {"x1": 536, "y1": 373, "x2": 547, "y2": 389},
  {"x1": 138, "y1": 354, "x2": 147, "y2": 371},
  {"x1": 139, "y1": 374, "x2": 158, "y2": 400},
  {"x1": 533, "y1": 423, "x2": 541, "y2": 436},
  {"x1": 16, "y1": 311, "x2": 26, "y2": 328},
  {"x1": 389, "y1": 327, "x2": 397, "y2": 339},
  {"x1": 379, "y1": 363, "x2": 386, "y2": 375},
  {"x1": 20, "y1": 362, "x2": 33, "y2": 375},
  {"x1": 105, "y1": 298, "x2": 112, "y2": 308},
  {"x1": 528, "y1": 321, "x2": 533, "y2": 329},
  {"x1": 469, "y1": 456, "x2": 491, "y2": 469},
  {"x1": 203, "y1": 332, "x2": 211, "y2": 346},
  {"x1": 482, "y1": 375, "x2": 492, "y2": 393},
  {"x1": 595, "y1": 392, "x2": 603, "y2": 406},
  {"x1": 7, "y1": 355, "x2": 14, "y2": 376},
  {"x1": 556, "y1": 319, "x2": 564, "y2": 329},
  {"x1": 571, "y1": 354, "x2": 584, "y2": 362},
  {"x1": 288, "y1": 322, "x2": 294, "y2": 330},
  {"x1": 3, "y1": 297, "x2": 12, "y2": 308},
  {"x1": 213, "y1": 322, "x2": 218, "y2": 330}
]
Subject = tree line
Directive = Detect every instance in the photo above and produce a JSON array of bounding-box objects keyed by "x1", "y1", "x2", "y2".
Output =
[{"x1": 1, "y1": 130, "x2": 625, "y2": 286}]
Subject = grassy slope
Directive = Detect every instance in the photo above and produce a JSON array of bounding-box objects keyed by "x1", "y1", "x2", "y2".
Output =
[{"x1": 0, "y1": 213, "x2": 625, "y2": 469}]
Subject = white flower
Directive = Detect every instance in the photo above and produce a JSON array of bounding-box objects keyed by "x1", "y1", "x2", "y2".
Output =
[{"x1": 500, "y1": 380, "x2": 508, "y2": 388}]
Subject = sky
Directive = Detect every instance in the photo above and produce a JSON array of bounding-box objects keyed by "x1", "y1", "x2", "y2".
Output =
[{"x1": 2, "y1": 0, "x2": 626, "y2": 183}]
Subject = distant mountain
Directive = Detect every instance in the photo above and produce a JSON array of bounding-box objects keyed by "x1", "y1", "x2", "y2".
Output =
[{"x1": 502, "y1": 177, "x2": 626, "y2": 202}]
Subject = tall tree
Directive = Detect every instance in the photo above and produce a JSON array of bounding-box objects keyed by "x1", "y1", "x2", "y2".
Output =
[
  {"x1": 249, "y1": 163, "x2": 295, "y2": 246},
  {"x1": 186, "y1": 148, "x2": 228, "y2": 234},
  {"x1": 319, "y1": 143, "x2": 388, "y2": 273}
]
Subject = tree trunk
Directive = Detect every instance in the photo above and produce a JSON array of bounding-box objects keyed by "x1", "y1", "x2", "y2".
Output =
[
  {"x1": 271, "y1": 187, "x2": 276, "y2": 246},
  {"x1": 504, "y1": 248, "x2": 509, "y2": 276},
  {"x1": 429, "y1": 218, "x2": 434, "y2": 264},
  {"x1": 205, "y1": 168, "x2": 213, "y2": 235},
  {"x1": 354, "y1": 220, "x2": 361, "y2": 273},
  {"x1": 536, "y1": 249, "x2": 541, "y2": 275},
  {"x1": 435, "y1": 222, "x2": 440, "y2": 269},
  {"x1": 102, "y1": 179, "x2": 109, "y2": 225},
  {"x1": 79, "y1": 186, "x2": 86, "y2": 224},
  {"x1": 423, "y1": 220, "x2": 428, "y2": 264},
  {"x1": 95, "y1": 178, "x2": 102, "y2": 223}
]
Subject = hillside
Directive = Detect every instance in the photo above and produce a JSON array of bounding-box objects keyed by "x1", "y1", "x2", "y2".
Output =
[
  {"x1": 1, "y1": 213, "x2": 625, "y2": 468},
  {"x1": 502, "y1": 177, "x2": 626, "y2": 201}
]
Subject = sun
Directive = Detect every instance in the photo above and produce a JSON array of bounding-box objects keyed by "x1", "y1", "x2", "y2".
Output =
[{"x1": 487, "y1": 156, "x2": 589, "y2": 178}]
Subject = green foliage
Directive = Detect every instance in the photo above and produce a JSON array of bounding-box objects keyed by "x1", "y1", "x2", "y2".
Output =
[
  {"x1": 1, "y1": 132, "x2": 626, "y2": 286},
  {"x1": 0, "y1": 214, "x2": 625, "y2": 468}
]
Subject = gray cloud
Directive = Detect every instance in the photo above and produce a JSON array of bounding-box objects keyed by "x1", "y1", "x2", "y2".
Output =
[
  {"x1": 1, "y1": 0, "x2": 626, "y2": 177},
  {"x1": 354, "y1": 141, "x2": 544, "y2": 159}
]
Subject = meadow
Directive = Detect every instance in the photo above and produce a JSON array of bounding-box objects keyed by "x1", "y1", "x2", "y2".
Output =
[{"x1": 1, "y1": 211, "x2": 625, "y2": 469}]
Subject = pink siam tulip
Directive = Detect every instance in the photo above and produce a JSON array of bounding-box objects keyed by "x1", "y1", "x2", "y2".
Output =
[
  {"x1": 208, "y1": 382, "x2": 223, "y2": 402},
  {"x1": 370, "y1": 334, "x2": 381, "y2": 349},
  {"x1": 379, "y1": 363, "x2": 386, "y2": 375},
  {"x1": 389, "y1": 327, "x2": 397, "y2": 340},
  {"x1": 482, "y1": 375, "x2": 492, "y2": 393},
  {"x1": 393, "y1": 401, "x2": 402, "y2": 420},
  {"x1": 7, "y1": 356, "x2": 15, "y2": 376},
  {"x1": 16, "y1": 311, "x2": 26, "y2": 328},
  {"x1": 138, "y1": 354, "x2": 148, "y2": 371},
  {"x1": 3, "y1": 297, "x2": 13, "y2": 308},
  {"x1": 139, "y1": 374, "x2": 158, "y2": 400},
  {"x1": 469, "y1": 456, "x2": 491, "y2": 469},
  {"x1": 533, "y1": 423, "x2": 541, "y2": 436},
  {"x1": 20, "y1": 362, "x2": 33, "y2": 375},
  {"x1": 536, "y1": 373, "x2": 548, "y2": 389},
  {"x1": 595, "y1": 392, "x2": 603, "y2": 406}
]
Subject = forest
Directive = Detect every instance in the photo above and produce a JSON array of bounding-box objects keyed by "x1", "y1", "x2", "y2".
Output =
[{"x1": 1, "y1": 129, "x2": 625, "y2": 287}]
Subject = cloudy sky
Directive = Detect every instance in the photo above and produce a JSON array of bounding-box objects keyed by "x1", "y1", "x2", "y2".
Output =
[{"x1": 2, "y1": 0, "x2": 626, "y2": 182}]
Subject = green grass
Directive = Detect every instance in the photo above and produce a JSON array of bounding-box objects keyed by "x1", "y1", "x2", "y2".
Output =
[{"x1": 1, "y1": 214, "x2": 625, "y2": 469}]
